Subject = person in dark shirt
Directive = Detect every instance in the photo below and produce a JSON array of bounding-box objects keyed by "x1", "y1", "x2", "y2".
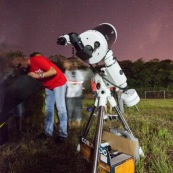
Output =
[{"x1": 9, "y1": 52, "x2": 68, "y2": 143}]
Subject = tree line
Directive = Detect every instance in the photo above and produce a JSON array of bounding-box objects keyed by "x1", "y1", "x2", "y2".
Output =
[
  {"x1": 34, "y1": 55, "x2": 173, "y2": 99},
  {"x1": 1, "y1": 51, "x2": 173, "y2": 98},
  {"x1": 119, "y1": 58, "x2": 173, "y2": 91}
]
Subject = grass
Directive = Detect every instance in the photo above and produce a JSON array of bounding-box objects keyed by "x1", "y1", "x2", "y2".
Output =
[{"x1": 0, "y1": 98, "x2": 173, "y2": 173}]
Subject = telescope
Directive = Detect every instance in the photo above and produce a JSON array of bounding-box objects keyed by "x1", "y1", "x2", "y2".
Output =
[
  {"x1": 57, "y1": 23, "x2": 142, "y2": 173},
  {"x1": 57, "y1": 23, "x2": 139, "y2": 105}
]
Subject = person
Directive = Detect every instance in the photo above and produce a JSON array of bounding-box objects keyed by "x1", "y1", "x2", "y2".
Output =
[
  {"x1": 9, "y1": 52, "x2": 68, "y2": 143},
  {"x1": 64, "y1": 59, "x2": 86, "y2": 128},
  {"x1": 90, "y1": 77, "x2": 97, "y2": 101},
  {"x1": 0, "y1": 59, "x2": 26, "y2": 143},
  {"x1": 10, "y1": 66, "x2": 27, "y2": 132}
]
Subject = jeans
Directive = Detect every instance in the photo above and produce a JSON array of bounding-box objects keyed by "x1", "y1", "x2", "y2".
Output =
[
  {"x1": 44, "y1": 83, "x2": 67, "y2": 137},
  {"x1": 66, "y1": 97, "x2": 82, "y2": 121}
]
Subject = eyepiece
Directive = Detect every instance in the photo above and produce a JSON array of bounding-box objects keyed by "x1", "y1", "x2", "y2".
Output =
[{"x1": 57, "y1": 37, "x2": 67, "y2": 45}]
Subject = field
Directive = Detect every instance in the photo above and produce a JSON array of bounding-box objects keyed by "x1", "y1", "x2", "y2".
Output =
[{"x1": 0, "y1": 98, "x2": 173, "y2": 173}]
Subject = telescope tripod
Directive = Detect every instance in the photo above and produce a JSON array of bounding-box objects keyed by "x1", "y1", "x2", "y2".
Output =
[{"x1": 81, "y1": 87, "x2": 134, "y2": 173}]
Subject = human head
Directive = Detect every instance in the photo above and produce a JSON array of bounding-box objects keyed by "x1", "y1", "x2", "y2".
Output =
[
  {"x1": 29, "y1": 52, "x2": 42, "y2": 57},
  {"x1": 8, "y1": 51, "x2": 29, "y2": 69},
  {"x1": 63, "y1": 58, "x2": 79, "y2": 71}
]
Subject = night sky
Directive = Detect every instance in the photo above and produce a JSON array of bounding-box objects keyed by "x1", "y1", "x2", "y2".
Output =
[{"x1": 0, "y1": 0, "x2": 173, "y2": 62}]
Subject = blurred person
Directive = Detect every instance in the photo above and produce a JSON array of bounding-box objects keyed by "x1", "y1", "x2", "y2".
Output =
[
  {"x1": 0, "y1": 56, "x2": 12, "y2": 114},
  {"x1": 1, "y1": 61, "x2": 28, "y2": 133},
  {"x1": 9, "y1": 52, "x2": 68, "y2": 143},
  {"x1": 0, "y1": 57, "x2": 26, "y2": 144},
  {"x1": 64, "y1": 59, "x2": 86, "y2": 128},
  {"x1": 90, "y1": 77, "x2": 97, "y2": 101},
  {"x1": 11, "y1": 65, "x2": 27, "y2": 132}
]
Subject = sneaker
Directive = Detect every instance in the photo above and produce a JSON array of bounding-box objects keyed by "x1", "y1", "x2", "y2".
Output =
[{"x1": 55, "y1": 136, "x2": 67, "y2": 143}]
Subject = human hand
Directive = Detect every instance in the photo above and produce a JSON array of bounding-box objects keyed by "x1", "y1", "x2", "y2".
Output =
[{"x1": 28, "y1": 72, "x2": 40, "y2": 79}]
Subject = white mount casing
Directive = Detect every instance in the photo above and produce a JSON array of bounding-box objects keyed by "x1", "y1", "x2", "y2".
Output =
[
  {"x1": 121, "y1": 89, "x2": 140, "y2": 107},
  {"x1": 79, "y1": 30, "x2": 108, "y2": 64}
]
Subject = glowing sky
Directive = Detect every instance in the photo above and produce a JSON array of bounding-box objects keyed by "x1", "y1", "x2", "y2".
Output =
[{"x1": 0, "y1": 0, "x2": 173, "y2": 61}]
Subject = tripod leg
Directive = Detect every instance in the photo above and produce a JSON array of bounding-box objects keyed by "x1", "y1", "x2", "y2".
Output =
[
  {"x1": 82, "y1": 106, "x2": 97, "y2": 138},
  {"x1": 135, "y1": 105, "x2": 139, "y2": 112},
  {"x1": 91, "y1": 106, "x2": 105, "y2": 173},
  {"x1": 113, "y1": 105, "x2": 133, "y2": 136}
]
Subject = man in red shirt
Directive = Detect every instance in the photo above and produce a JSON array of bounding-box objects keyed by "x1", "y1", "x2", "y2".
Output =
[{"x1": 10, "y1": 52, "x2": 68, "y2": 142}]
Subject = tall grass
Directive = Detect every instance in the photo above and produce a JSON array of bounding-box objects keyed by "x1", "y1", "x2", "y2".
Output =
[
  {"x1": 83, "y1": 99, "x2": 173, "y2": 172},
  {"x1": 124, "y1": 99, "x2": 173, "y2": 173},
  {"x1": 0, "y1": 99, "x2": 173, "y2": 173}
]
